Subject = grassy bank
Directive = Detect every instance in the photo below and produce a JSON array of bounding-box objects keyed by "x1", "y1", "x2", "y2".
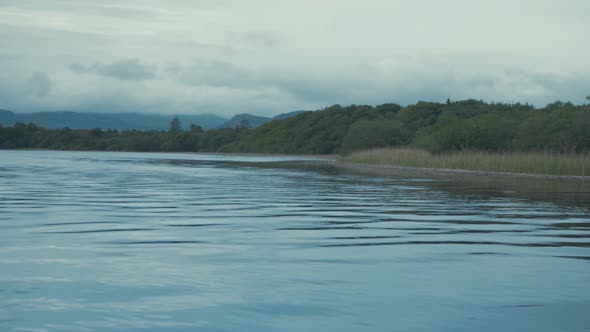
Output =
[{"x1": 342, "y1": 148, "x2": 590, "y2": 177}]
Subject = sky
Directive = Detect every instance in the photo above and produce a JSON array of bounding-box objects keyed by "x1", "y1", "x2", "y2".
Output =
[{"x1": 0, "y1": 0, "x2": 588, "y2": 117}]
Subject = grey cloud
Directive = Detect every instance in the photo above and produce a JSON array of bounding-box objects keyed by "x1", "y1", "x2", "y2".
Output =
[
  {"x1": 227, "y1": 31, "x2": 279, "y2": 48},
  {"x1": 85, "y1": 5, "x2": 159, "y2": 20},
  {"x1": 68, "y1": 63, "x2": 89, "y2": 73},
  {"x1": 270, "y1": 76, "x2": 349, "y2": 103},
  {"x1": 164, "y1": 64, "x2": 182, "y2": 75},
  {"x1": 26, "y1": 72, "x2": 52, "y2": 98},
  {"x1": 2, "y1": 63, "x2": 588, "y2": 118},
  {"x1": 160, "y1": 56, "x2": 590, "y2": 108},
  {"x1": 404, "y1": 70, "x2": 590, "y2": 106},
  {"x1": 70, "y1": 59, "x2": 156, "y2": 81},
  {"x1": 97, "y1": 59, "x2": 156, "y2": 81},
  {"x1": 169, "y1": 60, "x2": 345, "y2": 103},
  {"x1": 172, "y1": 61, "x2": 251, "y2": 88},
  {"x1": 0, "y1": 0, "x2": 159, "y2": 20},
  {"x1": 1, "y1": 0, "x2": 589, "y2": 116}
]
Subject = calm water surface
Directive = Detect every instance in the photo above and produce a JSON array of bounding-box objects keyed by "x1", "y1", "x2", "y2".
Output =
[{"x1": 0, "y1": 151, "x2": 589, "y2": 332}]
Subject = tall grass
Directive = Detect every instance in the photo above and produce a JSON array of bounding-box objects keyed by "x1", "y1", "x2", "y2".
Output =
[{"x1": 343, "y1": 148, "x2": 590, "y2": 177}]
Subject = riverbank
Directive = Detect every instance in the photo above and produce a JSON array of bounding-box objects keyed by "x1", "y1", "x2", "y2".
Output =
[
  {"x1": 4, "y1": 148, "x2": 590, "y2": 179},
  {"x1": 340, "y1": 148, "x2": 590, "y2": 179}
]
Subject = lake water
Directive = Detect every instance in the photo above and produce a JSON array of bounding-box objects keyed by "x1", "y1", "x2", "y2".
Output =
[{"x1": 1, "y1": 151, "x2": 589, "y2": 332}]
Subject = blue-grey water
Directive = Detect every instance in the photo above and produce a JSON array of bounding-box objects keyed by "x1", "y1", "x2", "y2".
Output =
[{"x1": 1, "y1": 151, "x2": 589, "y2": 332}]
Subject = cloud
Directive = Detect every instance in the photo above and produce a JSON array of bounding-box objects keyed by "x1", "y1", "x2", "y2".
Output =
[
  {"x1": 167, "y1": 60, "x2": 347, "y2": 103},
  {"x1": 97, "y1": 59, "x2": 156, "y2": 81},
  {"x1": 0, "y1": 0, "x2": 589, "y2": 116},
  {"x1": 227, "y1": 31, "x2": 279, "y2": 48},
  {"x1": 171, "y1": 61, "x2": 251, "y2": 88},
  {"x1": 69, "y1": 59, "x2": 156, "y2": 81},
  {"x1": 26, "y1": 72, "x2": 52, "y2": 98}
]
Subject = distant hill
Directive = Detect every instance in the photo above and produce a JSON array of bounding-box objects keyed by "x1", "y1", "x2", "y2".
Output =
[
  {"x1": 219, "y1": 113, "x2": 272, "y2": 129},
  {"x1": 0, "y1": 110, "x2": 227, "y2": 131},
  {"x1": 219, "y1": 111, "x2": 307, "y2": 129},
  {"x1": 0, "y1": 109, "x2": 307, "y2": 131},
  {"x1": 271, "y1": 110, "x2": 306, "y2": 121},
  {"x1": 0, "y1": 110, "x2": 15, "y2": 123}
]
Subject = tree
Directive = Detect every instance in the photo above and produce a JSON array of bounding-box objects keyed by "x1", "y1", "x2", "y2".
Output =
[
  {"x1": 169, "y1": 116, "x2": 182, "y2": 132},
  {"x1": 237, "y1": 118, "x2": 250, "y2": 129},
  {"x1": 90, "y1": 128, "x2": 102, "y2": 137},
  {"x1": 341, "y1": 120, "x2": 411, "y2": 154},
  {"x1": 586, "y1": 95, "x2": 590, "y2": 103},
  {"x1": 190, "y1": 123, "x2": 204, "y2": 133}
]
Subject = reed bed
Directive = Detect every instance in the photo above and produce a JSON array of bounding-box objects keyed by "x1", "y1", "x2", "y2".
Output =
[{"x1": 343, "y1": 148, "x2": 590, "y2": 177}]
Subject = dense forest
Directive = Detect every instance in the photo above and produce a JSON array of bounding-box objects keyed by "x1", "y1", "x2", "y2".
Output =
[{"x1": 1, "y1": 99, "x2": 589, "y2": 155}]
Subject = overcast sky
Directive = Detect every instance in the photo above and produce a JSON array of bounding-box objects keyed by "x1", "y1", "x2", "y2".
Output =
[{"x1": 0, "y1": 0, "x2": 588, "y2": 116}]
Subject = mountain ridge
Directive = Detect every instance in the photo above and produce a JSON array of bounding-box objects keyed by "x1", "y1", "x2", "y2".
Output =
[
  {"x1": 0, "y1": 110, "x2": 305, "y2": 131},
  {"x1": 218, "y1": 111, "x2": 307, "y2": 129}
]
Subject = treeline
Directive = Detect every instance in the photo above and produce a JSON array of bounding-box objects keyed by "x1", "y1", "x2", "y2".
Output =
[
  {"x1": 0, "y1": 125, "x2": 245, "y2": 152},
  {"x1": 1, "y1": 100, "x2": 589, "y2": 154}
]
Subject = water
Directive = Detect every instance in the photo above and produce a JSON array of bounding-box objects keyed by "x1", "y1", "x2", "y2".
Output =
[{"x1": 1, "y1": 151, "x2": 589, "y2": 332}]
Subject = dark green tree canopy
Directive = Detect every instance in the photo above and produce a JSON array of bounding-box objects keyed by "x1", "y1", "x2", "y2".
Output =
[
  {"x1": 1, "y1": 100, "x2": 589, "y2": 154},
  {"x1": 190, "y1": 124, "x2": 204, "y2": 133},
  {"x1": 169, "y1": 116, "x2": 182, "y2": 132}
]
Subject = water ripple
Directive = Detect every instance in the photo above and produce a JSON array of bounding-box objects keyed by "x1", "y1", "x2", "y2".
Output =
[{"x1": 0, "y1": 151, "x2": 589, "y2": 332}]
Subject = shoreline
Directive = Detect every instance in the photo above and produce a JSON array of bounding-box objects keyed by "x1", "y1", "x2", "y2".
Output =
[
  {"x1": 0, "y1": 149, "x2": 336, "y2": 159},
  {"x1": 3, "y1": 149, "x2": 589, "y2": 180},
  {"x1": 335, "y1": 160, "x2": 590, "y2": 181}
]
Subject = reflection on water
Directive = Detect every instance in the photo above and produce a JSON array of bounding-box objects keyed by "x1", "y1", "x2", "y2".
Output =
[{"x1": 0, "y1": 151, "x2": 589, "y2": 332}]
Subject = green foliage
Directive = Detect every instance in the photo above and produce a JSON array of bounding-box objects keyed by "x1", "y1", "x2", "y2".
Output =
[
  {"x1": 189, "y1": 124, "x2": 204, "y2": 133},
  {"x1": 237, "y1": 118, "x2": 251, "y2": 129},
  {"x1": 420, "y1": 111, "x2": 523, "y2": 152},
  {"x1": 169, "y1": 116, "x2": 181, "y2": 132},
  {"x1": 341, "y1": 120, "x2": 411, "y2": 154},
  {"x1": 1, "y1": 100, "x2": 589, "y2": 155},
  {"x1": 513, "y1": 108, "x2": 590, "y2": 153},
  {"x1": 234, "y1": 104, "x2": 401, "y2": 154}
]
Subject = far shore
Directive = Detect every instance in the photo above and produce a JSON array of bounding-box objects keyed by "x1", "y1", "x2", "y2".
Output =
[
  {"x1": 4, "y1": 148, "x2": 590, "y2": 180},
  {"x1": 1, "y1": 148, "x2": 338, "y2": 159},
  {"x1": 180, "y1": 151, "x2": 337, "y2": 159}
]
